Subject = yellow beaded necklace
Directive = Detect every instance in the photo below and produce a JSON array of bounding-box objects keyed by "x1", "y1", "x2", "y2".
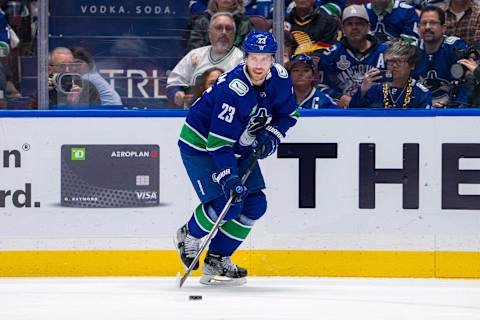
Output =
[{"x1": 383, "y1": 78, "x2": 414, "y2": 109}]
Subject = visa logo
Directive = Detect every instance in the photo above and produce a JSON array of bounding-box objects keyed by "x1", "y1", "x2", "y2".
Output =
[{"x1": 136, "y1": 191, "x2": 158, "y2": 200}]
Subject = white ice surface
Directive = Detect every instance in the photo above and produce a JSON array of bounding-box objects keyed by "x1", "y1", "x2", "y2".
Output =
[{"x1": 1, "y1": 277, "x2": 480, "y2": 320}]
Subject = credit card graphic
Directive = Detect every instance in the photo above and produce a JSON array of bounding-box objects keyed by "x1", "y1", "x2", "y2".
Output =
[{"x1": 61, "y1": 145, "x2": 159, "y2": 208}]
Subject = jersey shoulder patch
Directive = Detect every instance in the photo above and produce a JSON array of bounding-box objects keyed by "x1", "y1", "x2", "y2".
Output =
[
  {"x1": 399, "y1": 2, "x2": 413, "y2": 9},
  {"x1": 228, "y1": 78, "x2": 249, "y2": 96},
  {"x1": 445, "y1": 36, "x2": 461, "y2": 45},
  {"x1": 323, "y1": 44, "x2": 338, "y2": 56},
  {"x1": 416, "y1": 81, "x2": 429, "y2": 93},
  {"x1": 273, "y1": 63, "x2": 288, "y2": 79}
]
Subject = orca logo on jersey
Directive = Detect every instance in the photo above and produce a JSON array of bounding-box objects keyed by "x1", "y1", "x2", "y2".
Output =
[
  {"x1": 419, "y1": 70, "x2": 451, "y2": 101},
  {"x1": 229, "y1": 79, "x2": 249, "y2": 96},
  {"x1": 373, "y1": 22, "x2": 395, "y2": 43}
]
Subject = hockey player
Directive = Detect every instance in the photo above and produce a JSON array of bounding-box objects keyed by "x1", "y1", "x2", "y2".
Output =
[
  {"x1": 365, "y1": 0, "x2": 419, "y2": 43},
  {"x1": 350, "y1": 40, "x2": 432, "y2": 108},
  {"x1": 318, "y1": 5, "x2": 388, "y2": 107},
  {"x1": 414, "y1": 5, "x2": 468, "y2": 107},
  {"x1": 175, "y1": 31, "x2": 298, "y2": 286}
]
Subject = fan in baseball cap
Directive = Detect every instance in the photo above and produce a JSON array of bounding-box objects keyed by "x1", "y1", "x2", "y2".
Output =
[
  {"x1": 287, "y1": 54, "x2": 314, "y2": 71},
  {"x1": 342, "y1": 4, "x2": 370, "y2": 23}
]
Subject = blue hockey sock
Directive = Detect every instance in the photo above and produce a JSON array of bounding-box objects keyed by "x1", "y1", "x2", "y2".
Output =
[
  {"x1": 208, "y1": 215, "x2": 253, "y2": 256},
  {"x1": 187, "y1": 203, "x2": 215, "y2": 239}
]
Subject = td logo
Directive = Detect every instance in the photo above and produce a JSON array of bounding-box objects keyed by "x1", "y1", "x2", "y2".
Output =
[{"x1": 71, "y1": 148, "x2": 86, "y2": 161}]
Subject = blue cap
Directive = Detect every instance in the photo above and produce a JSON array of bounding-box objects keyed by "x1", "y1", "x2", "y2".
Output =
[
  {"x1": 288, "y1": 54, "x2": 314, "y2": 70},
  {"x1": 243, "y1": 31, "x2": 277, "y2": 54}
]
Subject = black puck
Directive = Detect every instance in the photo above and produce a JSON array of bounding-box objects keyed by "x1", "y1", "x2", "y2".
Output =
[{"x1": 189, "y1": 295, "x2": 202, "y2": 300}]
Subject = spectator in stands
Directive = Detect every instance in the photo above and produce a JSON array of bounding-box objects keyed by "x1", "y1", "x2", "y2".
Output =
[
  {"x1": 457, "y1": 57, "x2": 480, "y2": 106},
  {"x1": 319, "y1": 5, "x2": 388, "y2": 107},
  {"x1": 70, "y1": 47, "x2": 122, "y2": 106},
  {"x1": 286, "y1": 0, "x2": 346, "y2": 18},
  {"x1": 284, "y1": 29, "x2": 298, "y2": 64},
  {"x1": 189, "y1": 0, "x2": 273, "y2": 18},
  {"x1": 285, "y1": 0, "x2": 339, "y2": 56},
  {"x1": 350, "y1": 40, "x2": 432, "y2": 108},
  {"x1": 0, "y1": 8, "x2": 10, "y2": 48},
  {"x1": 168, "y1": 12, "x2": 244, "y2": 108},
  {"x1": 192, "y1": 67, "x2": 224, "y2": 101},
  {"x1": 0, "y1": 45, "x2": 20, "y2": 98},
  {"x1": 186, "y1": 0, "x2": 255, "y2": 51},
  {"x1": 444, "y1": 0, "x2": 480, "y2": 47},
  {"x1": 48, "y1": 47, "x2": 100, "y2": 107},
  {"x1": 413, "y1": 5, "x2": 468, "y2": 107},
  {"x1": 365, "y1": 0, "x2": 420, "y2": 43},
  {"x1": 289, "y1": 53, "x2": 338, "y2": 108}
]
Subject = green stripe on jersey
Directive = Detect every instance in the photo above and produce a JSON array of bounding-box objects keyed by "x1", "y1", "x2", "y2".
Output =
[
  {"x1": 180, "y1": 123, "x2": 207, "y2": 150},
  {"x1": 206, "y1": 132, "x2": 235, "y2": 151},
  {"x1": 291, "y1": 108, "x2": 301, "y2": 119},
  {"x1": 220, "y1": 219, "x2": 252, "y2": 241},
  {"x1": 194, "y1": 204, "x2": 214, "y2": 232}
]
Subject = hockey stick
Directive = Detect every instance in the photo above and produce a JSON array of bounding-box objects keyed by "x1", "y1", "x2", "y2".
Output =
[{"x1": 177, "y1": 148, "x2": 263, "y2": 288}]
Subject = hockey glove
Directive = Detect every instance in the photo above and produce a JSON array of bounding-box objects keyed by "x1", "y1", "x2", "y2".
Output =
[
  {"x1": 215, "y1": 168, "x2": 249, "y2": 202},
  {"x1": 253, "y1": 125, "x2": 283, "y2": 159}
]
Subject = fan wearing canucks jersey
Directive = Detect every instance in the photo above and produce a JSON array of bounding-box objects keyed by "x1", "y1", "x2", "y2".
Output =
[
  {"x1": 318, "y1": 5, "x2": 388, "y2": 107},
  {"x1": 413, "y1": 5, "x2": 468, "y2": 107},
  {"x1": 175, "y1": 32, "x2": 298, "y2": 286},
  {"x1": 365, "y1": 0, "x2": 419, "y2": 43},
  {"x1": 350, "y1": 40, "x2": 432, "y2": 108},
  {"x1": 289, "y1": 53, "x2": 338, "y2": 109}
]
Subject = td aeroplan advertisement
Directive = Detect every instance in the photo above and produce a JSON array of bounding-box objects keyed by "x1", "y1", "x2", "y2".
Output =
[{"x1": 61, "y1": 144, "x2": 160, "y2": 208}]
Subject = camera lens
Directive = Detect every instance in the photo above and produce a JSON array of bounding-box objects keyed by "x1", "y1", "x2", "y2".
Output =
[{"x1": 450, "y1": 63, "x2": 465, "y2": 80}]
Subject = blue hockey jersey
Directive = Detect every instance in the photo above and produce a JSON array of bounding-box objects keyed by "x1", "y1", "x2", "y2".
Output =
[
  {"x1": 179, "y1": 62, "x2": 298, "y2": 170},
  {"x1": 349, "y1": 79, "x2": 432, "y2": 108},
  {"x1": 298, "y1": 87, "x2": 339, "y2": 109},
  {"x1": 413, "y1": 36, "x2": 467, "y2": 106},
  {"x1": 365, "y1": 0, "x2": 419, "y2": 43},
  {"x1": 319, "y1": 36, "x2": 388, "y2": 99},
  {"x1": 0, "y1": 10, "x2": 10, "y2": 46}
]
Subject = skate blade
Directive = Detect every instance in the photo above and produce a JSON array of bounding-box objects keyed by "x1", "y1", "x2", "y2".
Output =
[{"x1": 199, "y1": 275, "x2": 247, "y2": 286}]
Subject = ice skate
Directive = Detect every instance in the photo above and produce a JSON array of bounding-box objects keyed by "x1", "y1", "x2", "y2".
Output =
[
  {"x1": 174, "y1": 225, "x2": 201, "y2": 270},
  {"x1": 200, "y1": 252, "x2": 247, "y2": 286}
]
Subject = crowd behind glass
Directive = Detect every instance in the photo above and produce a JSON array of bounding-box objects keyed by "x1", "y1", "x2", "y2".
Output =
[{"x1": 1, "y1": 0, "x2": 480, "y2": 109}]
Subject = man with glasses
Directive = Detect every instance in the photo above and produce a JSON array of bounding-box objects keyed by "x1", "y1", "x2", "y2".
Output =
[
  {"x1": 48, "y1": 47, "x2": 100, "y2": 108},
  {"x1": 175, "y1": 32, "x2": 298, "y2": 286},
  {"x1": 289, "y1": 53, "x2": 338, "y2": 108},
  {"x1": 413, "y1": 5, "x2": 468, "y2": 107},
  {"x1": 350, "y1": 40, "x2": 432, "y2": 108},
  {"x1": 167, "y1": 12, "x2": 243, "y2": 108},
  {"x1": 318, "y1": 4, "x2": 388, "y2": 107}
]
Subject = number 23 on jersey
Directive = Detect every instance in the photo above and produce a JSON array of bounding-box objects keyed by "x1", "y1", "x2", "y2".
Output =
[{"x1": 218, "y1": 103, "x2": 236, "y2": 123}]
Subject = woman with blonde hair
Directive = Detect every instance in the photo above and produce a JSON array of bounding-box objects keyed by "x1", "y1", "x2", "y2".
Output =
[{"x1": 186, "y1": 0, "x2": 254, "y2": 51}]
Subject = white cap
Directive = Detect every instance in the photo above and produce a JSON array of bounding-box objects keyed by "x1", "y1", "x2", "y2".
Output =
[{"x1": 342, "y1": 5, "x2": 370, "y2": 23}]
